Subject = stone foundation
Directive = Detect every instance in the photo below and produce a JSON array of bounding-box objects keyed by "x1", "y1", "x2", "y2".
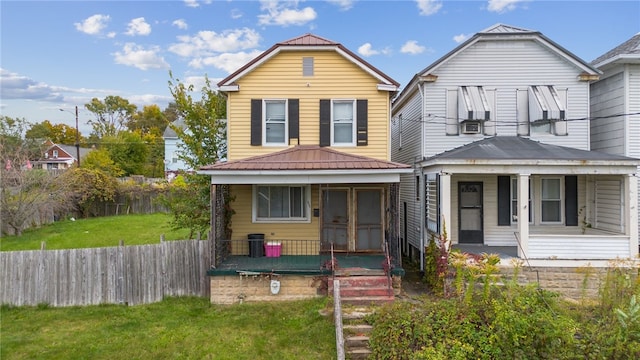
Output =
[
  {"x1": 210, "y1": 274, "x2": 326, "y2": 304},
  {"x1": 210, "y1": 274, "x2": 404, "y2": 304}
]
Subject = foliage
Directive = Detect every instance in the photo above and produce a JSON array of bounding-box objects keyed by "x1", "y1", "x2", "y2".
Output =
[
  {"x1": 164, "y1": 73, "x2": 228, "y2": 236},
  {"x1": 140, "y1": 132, "x2": 165, "y2": 178},
  {"x1": 1, "y1": 116, "x2": 41, "y2": 160},
  {"x1": 158, "y1": 174, "x2": 211, "y2": 239},
  {"x1": 59, "y1": 168, "x2": 119, "y2": 218},
  {"x1": 101, "y1": 131, "x2": 149, "y2": 176},
  {"x1": 81, "y1": 147, "x2": 124, "y2": 177},
  {"x1": 423, "y1": 223, "x2": 450, "y2": 296},
  {"x1": 0, "y1": 297, "x2": 335, "y2": 360},
  {"x1": 369, "y1": 257, "x2": 640, "y2": 360},
  {"x1": 129, "y1": 104, "x2": 168, "y2": 136},
  {"x1": 85, "y1": 95, "x2": 137, "y2": 138},
  {"x1": 0, "y1": 214, "x2": 191, "y2": 251},
  {"x1": 25, "y1": 120, "x2": 82, "y2": 145}
]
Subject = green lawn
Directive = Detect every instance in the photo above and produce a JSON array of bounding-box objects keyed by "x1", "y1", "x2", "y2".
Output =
[
  {"x1": 0, "y1": 214, "x2": 192, "y2": 251},
  {"x1": 1, "y1": 297, "x2": 336, "y2": 360}
]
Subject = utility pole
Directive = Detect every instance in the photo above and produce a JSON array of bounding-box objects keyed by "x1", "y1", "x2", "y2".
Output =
[{"x1": 75, "y1": 105, "x2": 80, "y2": 167}]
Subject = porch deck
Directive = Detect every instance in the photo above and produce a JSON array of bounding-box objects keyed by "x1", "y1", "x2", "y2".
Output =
[{"x1": 207, "y1": 253, "x2": 405, "y2": 276}]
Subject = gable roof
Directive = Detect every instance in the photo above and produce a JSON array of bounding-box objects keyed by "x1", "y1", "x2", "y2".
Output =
[
  {"x1": 163, "y1": 118, "x2": 185, "y2": 138},
  {"x1": 424, "y1": 136, "x2": 639, "y2": 163},
  {"x1": 591, "y1": 33, "x2": 640, "y2": 68},
  {"x1": 393, "y1": 23, "x2": 601, "y2": 108},
  {"x1": 217, "y1": 33, "x2": 399, "y2": 92},
  {"x1": 44, "y1": 143, "x2": 93, "y2": 160}
]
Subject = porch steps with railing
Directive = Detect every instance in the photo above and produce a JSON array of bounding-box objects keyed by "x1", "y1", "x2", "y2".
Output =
[{"x1": 329, "y1": 269, "x2": 395, "y2": 306}]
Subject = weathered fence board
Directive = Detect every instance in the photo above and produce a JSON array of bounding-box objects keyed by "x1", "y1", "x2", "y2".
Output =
[{"x1": 0, "y1": 239, "x2": 212, "y2": 307}]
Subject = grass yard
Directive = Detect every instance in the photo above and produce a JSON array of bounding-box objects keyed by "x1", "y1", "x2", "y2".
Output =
[
  {"x1": 0, "y1": 214, "x2": 192, "y2": 251},
  {"x1": 1, "y1": 297, "x2": 336, "y2": 360}
]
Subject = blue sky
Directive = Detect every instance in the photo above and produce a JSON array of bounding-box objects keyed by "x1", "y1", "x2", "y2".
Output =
[{"x1": 1, "y1": 0, "x2": 639, "y2": 135}]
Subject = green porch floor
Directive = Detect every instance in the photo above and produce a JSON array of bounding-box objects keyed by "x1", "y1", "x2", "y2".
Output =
[{"x1": 208, "y1": 254, "x2": 405, "y2": 277}]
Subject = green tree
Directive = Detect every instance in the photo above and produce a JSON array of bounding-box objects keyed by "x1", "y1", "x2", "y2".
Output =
[
  {"x1": 26, "y1": 120, "x2": 82, "y2": 145},
  {"x1": 81, "y1": 147, "x2": 124, "y2": 177},
  {"x1": 0, "y1": 116, "x2": 40, "y2": 160},
  {"x1": 129, "y1": 104, "x2": 168, "y2": 136},
  {"x1": 141, "y1": 132, "x2": 165, "y2": 178},
  {"x1": 85, "y1": 96, "x2": 137, "y2": 138},
  {"x1": 163, "y1": 102, "x2": 180, "y2": 126},
  {"x1": 162, "y1": 73, "x2": 227, "y2": 236},
  {"x1": 59, "y1": 168, "x2": 119, "y2": 218},
  {"x1": 102, "y1": 131, "x2": 149, "y2": 176}
]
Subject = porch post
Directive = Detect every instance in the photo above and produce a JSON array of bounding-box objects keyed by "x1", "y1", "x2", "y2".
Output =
[
  {"x1": 627, "y1": 174, "x2": 638, "y2": 258},
  {"x1": 440, "y1": 172, "x2": 451, "y2": 250},
  {"x1": 517, "y1": 174, "x2": 530, "y2": 258},
  {"x1": 210, "y1": 183, "x2": 217, "y2": 268}
]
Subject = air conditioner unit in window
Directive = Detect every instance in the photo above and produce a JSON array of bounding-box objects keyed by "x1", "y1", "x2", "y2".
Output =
[{"x1": 462, "y1": 121, "x2": 481, "y2": 134}]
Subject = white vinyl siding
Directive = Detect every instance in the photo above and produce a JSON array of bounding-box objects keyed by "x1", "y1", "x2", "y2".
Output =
[
  {"x1": 420, "y1": 38, "x2": 590, "y2": 158},
  {"x1": 594, "y1": 178, "x2": 623, "y2": 233},
  {"x1": 590, "y1": 72, "x2": 626, "y2": 154}
]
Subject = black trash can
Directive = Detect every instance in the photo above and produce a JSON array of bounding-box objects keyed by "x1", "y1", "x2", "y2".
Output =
[{"x1": 248, "y1": 233, "x2": 265, "y2": 257}]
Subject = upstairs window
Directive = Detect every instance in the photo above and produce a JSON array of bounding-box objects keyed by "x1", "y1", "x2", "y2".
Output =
[
  {"x1": 332, "y1": 100, "x2": 356, "y2": 145},
  {"x1": 264, "y1": 100, "x2": 287, "y2": 145}
]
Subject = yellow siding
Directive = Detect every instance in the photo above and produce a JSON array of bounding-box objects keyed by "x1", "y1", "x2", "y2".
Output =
[{"x1": 226, "y1": 50, "x2": 391, "y2": 161}]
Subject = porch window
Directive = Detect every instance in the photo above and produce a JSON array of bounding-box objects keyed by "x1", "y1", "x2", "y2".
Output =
[
  {"x1": 541, "y1": 178, "x2": 562, "y2": 223},
  {"x1": 511, "y1": 178, "x2": 532, "y2": 223},
  {"x1": 254, "y1": 185, "x2": 310, "y2": 222},
  {"x1": 264, "y1": 100, "x2": 287, "y2": 145},
  {"x1": 425, "y1": 173, "x2": 439, "y2": 232},
  {"x1": 332, "y1": 100, "x2": 356, "y2": 145}
]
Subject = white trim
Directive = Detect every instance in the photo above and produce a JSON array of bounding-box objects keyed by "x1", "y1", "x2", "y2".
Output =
[
  {"x1": 219, "y1": 85, "x2": 239, "y2": 91},
  {"x1": 203, "y1": 171, "x2": 406, "y2": 185},
  {"x1": 331, "y1": 99, "x2": 356, "y2": 146},
  {"x1": 263, "y1": 99, "x2": 288, "y2": 146}
]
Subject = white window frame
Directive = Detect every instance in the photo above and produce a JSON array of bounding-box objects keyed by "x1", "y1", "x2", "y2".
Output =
[
  {"x1": 263, "y1": 99, "x2": 288, "y2": 146},
  {"x1": 539, "y1": 177, "x2": 563, "y2": 224},
  {"x1": 331, "y1": 99, "x2": 356, "y2": 146},
  {"x1": 510, "y1": 178, "x2": 533, "y2": 224},
  {"x1": 253, "y1": 185, "x2": 311, "y2": 223}
]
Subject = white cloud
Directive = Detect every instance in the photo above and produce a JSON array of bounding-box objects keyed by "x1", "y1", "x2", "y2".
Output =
[
  {"x1": 74, "y1": 14, "x2": 111, "y2": 35},
  {"x1": 416, "y1": 0, "x2": 442, "y2": 16},
  {"x1": 453, "y1": 33, "x2": 471, "y2": 43},
  {"x1": 487, "y1": 0, "x2": 527, "y2": 13},
  {"x1": 125, "y1": 17, "x2": 152, "y2": 36},
  {"x1": 400, "y1": 40, "x2": 425, "y2": 55},
  {"x1": 113, "y1": 43, "x2": 169, "y2": 70},
  {"x1": 231, "y1": 8, "x2": 243, "y2": 19},
  {"x1": 358, "y1": 43, "x2": 379, "y2": 57},
  {"x1": 0, "y1": 68, "x2": 63, "y2": 101},
  {"x1": 184, "y1": 0, "x2": 199, "y2": 8},
  {"x1": 327, "y1": 0, "x2": 354, "y2": 11},
  {"x1": 172, "y1": 19, "x2": 188, "y2": 30},
  {"x1": 258, "y1": 0, "x2": 317, "y2": 26},
  {"x1": 169, "y1": 28, "x2": 261, "y2": 57},
  {"x1": 107, "y1": 32, "x2": 117, "y2": 38},
  {"x1": 188, "y1": 50, "x2": 264, "y2": 73}
]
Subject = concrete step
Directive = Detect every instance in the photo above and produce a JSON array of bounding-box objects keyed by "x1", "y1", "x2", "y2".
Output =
[
  {"x1": 345, "y1": 334, "x2": 369, "y2": 348},
  {"x1": 338, "y1": 286, "x2": 393, "y2": 298},
  {"x1": 335, "y1": 268, "x2": 386, "y2": 276},
  {"x1": 346, "y1": 348, "x2": 372, "y2": 360},
  {"x1": 341, "y1": 295, "x2": 395, "y2": 306},
  {"x1": 329, "y1": 275, "x2": 391, "y2": 289},
  {"x1": 344, "y1": 323, "x2": 373, "y2": 335}
]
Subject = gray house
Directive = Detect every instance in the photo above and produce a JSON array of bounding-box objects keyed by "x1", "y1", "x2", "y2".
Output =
[
  {"x1": 391, "y1": 24, "x2": 639, "y2": 270},
  {"x1": 590, "y1": 33, "x2": 640, "y2": 239}
]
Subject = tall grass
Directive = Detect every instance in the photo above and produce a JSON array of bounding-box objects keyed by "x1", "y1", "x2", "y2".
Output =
[
  {"x1": 0, "y1": 214, "x2": 191, "y2": 251},
  {"x1": 1, "y1": 297, "x2": 336, "y2": 360}
]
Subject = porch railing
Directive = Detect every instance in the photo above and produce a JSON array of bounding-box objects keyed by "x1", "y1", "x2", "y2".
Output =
[{"x1": 214, "y1": 239, "x2": 329, "y2": 272}]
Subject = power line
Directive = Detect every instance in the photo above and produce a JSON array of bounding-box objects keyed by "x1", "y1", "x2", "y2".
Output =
[{"x1": 392, "y1": 112, "x2": 640, "y2": 126}]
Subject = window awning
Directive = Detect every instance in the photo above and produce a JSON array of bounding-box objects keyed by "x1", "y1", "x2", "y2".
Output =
[
  {"x1": 528, "y1": 85, "x2": 565, "y2": 122},
  {"x1": 458, "y1": 86, "x2": 490, "y2": 122}
]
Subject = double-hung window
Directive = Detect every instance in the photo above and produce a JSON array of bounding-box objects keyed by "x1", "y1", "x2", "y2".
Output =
[
  {"x1": 255, "y1": 185, "x2": 310, "y2": 222},
  {"x1": 264, "y1": 100, "x2": 287, "y2": 145},
  {"x1": 511, "y1": 178, "x2": 532, "y2": 223},
  {"x1": 332, "y1": 100, "x2": 356, "y2": 145},
  {"x1": 541, "y1": 178, "x2": 562, "y2": 223}
]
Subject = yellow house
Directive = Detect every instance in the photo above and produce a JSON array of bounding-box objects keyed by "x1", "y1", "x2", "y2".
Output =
[{"x1": 199, "y1": 34, "x2": 412, "y2": 304}]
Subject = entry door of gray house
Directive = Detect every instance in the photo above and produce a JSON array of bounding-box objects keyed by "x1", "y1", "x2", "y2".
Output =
[
  {"x1": 458, "y1": 182, "x2": 483, "y2": 244},
  {"x1": 355, "y1": 189, "x2": 383, "y2": 251},
  {"x1": 321, "y1": 189, "x2": 349, "y2": 251}
]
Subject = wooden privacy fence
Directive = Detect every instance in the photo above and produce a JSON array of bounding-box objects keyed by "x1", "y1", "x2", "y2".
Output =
[{"x1": 0, "y1": 239, "x2": 212, "y2": 307}]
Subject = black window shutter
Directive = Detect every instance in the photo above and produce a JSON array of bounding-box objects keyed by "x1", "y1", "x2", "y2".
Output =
[
  {"x1": 565, "y1": 176, "x2": 578, "y2": 226},
  {"x1": 319, "y1": 99, "x2": 330, "y2": 147},
  {"x1": 288, "y1": 99, "x2": 299, "y2": 140},
  {"x1": 356, "y1": 99, "x2": 368, "y2": 146},
  {"x1": 497, "y1": 176, "x2": 511, "y2": 226},
  {"x1": 250, "y1": 99, "x2": 262, "y2": 146}
]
